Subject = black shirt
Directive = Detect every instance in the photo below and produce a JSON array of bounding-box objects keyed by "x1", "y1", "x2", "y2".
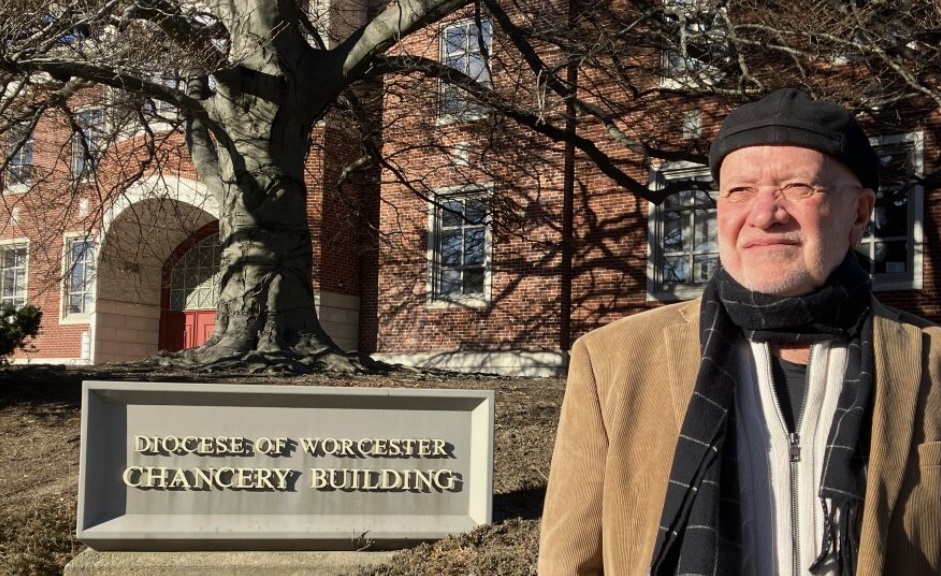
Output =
[{"x1": 769, "y1": 355, "x2": 807, "y2": 433}]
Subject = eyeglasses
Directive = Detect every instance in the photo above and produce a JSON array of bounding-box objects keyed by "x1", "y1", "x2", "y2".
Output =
[{"x1": 718, "y1": 182, "x2": 857, "y2": 204}]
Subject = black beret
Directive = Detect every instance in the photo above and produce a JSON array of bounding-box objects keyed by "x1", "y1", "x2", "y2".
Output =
[{"x1": 709, "y1": 88, "x2": 879, "y2": 192}]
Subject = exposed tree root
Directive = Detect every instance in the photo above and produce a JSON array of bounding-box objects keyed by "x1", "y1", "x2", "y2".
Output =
[{"x1": 148, "y1": 342, "x2": 395, "y2": 375}]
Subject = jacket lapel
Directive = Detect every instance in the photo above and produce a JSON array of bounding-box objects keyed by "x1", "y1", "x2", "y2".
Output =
[{"x1": 857, "y1": 303, "x2": 923, "y2": 576}]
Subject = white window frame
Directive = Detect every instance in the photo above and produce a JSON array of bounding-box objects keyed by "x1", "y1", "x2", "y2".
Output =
[
  {"x1": 426, "y1": 185, "x2": 493, "y2": 308},
  {"x1": 646, "y1": 162, "x2": 717, "y2": 301},
  {"x1": 61, "y1": 234, "x2": 97, "y2": 323},
  {"x1": 4, "y1": 124, "x2": 33, "y2": 193},
  {"x1": 438, "y1": 17, "x2": 493, "y2": 124},
  {"x1": 0, "y1": 239, "x2": 29, "y2": 310},
  {"x1": 71, "y1": 108, "x2": 105, "y2": 180},
  {"x1": 859, "y1": 131, "x2": 924, "y2": 291}
]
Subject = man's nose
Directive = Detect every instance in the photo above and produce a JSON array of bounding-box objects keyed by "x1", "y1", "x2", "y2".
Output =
[{"x1": 745, "y1": 189, "x2": 791, "y2": 228}]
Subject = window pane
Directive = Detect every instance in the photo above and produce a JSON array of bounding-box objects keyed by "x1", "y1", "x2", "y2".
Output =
[
  {"x1": 450, "y1": 55, "x2": 468, "y2": 74},
  {"x1": 693, "y1": 209, "x2": 717, "y2": 251},
  {"x1": 871, "y1": 241, "x2": 909, "y2": 275},
  {"x1": 445, "y1": 26, "x2": 466, "y2": 55},
  {"x1": 869, "y1": 193, "x2": 909, "y2": 239},
  {"x1": 440, "y1": 230, "x2": 462, "y2": 265},
  {"x1": 468, "y1": 58, "x2": 488, "y2": 83},
  {"x1": 662, "y1": 211, "x2": 685, "y2": 253},
  {"x1": 431, "y1": 192, "x2": 490, "y2": 301},
  {"x1": 70, "y1": 266, "x2": 85, "y2": 291},
  {"x1": 168, "y1": 233, "x2": 220, "y2": 311},
  {"x1": 170, "y1": 289, "x2": 185, "y2": 310},
  {"x1": 664, "y1": 189, "x2": 694, "y2": 209},
  {"x1": 441, "y1": 200, "x2": 463, "y2": 228},
  {"x1": 693, "y1": 189, "x2": 716, "y2": 206},
  {"x1": 464, "y1": 268, "x2": 484, "y2": 294},
  {"x1": 661, "y1": 255, "x2": 689, "y2": 286},
  {"x1": 464, "y1": 229, "x2": 485, "y2": 265},
  {"x1": 693, "y1": 255, "x2": 718, "y2": 284},
  {"x1": 439, "y1": 269, "x2": 461, "y2": 295},
  {"x1": 480, "y1": 21, "x2": 493, "y2": 45},
  {"x1": 465, "y1": 199, "x2": 487, "y2": 224}
]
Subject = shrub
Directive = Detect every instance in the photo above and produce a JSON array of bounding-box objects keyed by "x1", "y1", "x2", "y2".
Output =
[{"x1": 0, "y1": 304, "x2": 41, "y2": 358}]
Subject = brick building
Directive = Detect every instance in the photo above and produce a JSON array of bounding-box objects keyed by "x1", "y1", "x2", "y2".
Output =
[{"x1": 3, "y1": 4, "x2": 939, "y2": 375}]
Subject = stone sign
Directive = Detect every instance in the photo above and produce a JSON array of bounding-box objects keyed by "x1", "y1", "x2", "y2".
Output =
[{"x1": 77, "y1": 381, "x2": 494, "y2": 551}]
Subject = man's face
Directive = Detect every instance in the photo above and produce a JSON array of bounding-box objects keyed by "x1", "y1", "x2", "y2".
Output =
[{"x1": 717, "y1": 145, "x2": 875, "y2": 296}]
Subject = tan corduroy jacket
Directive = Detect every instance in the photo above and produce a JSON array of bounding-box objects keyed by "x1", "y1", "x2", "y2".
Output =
[{"x1": 538, "y1": 298, "x2": 941, "y2": 576}]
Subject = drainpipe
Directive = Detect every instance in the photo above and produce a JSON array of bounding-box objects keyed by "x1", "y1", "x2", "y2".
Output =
[{"x1": 559, "y1": 2, "x2": 578, "y2": 352}]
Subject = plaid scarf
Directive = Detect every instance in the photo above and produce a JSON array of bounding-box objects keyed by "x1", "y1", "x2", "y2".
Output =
[{"x1": 650, "y1": 253, "x2": 874, "y2": 576}]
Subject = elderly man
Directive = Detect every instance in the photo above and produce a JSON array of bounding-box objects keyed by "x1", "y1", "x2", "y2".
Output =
[{"x1": 538, "y1": 88, "x2": 941, "y2": 576}]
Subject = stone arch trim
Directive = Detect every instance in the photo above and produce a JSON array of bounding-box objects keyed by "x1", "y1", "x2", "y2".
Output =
[{"x1": 102, "y1": 175, "x2": 219, "y2": 239}]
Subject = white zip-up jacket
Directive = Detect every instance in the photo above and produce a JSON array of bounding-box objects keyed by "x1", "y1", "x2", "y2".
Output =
[{"x1": 735, "y1": 340, "x2": 845, "y2": 576}]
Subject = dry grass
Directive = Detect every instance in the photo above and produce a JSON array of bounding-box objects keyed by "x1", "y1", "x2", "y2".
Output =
[{"x1": 0, "y1": 364, "x2": 562, "y2": 576}]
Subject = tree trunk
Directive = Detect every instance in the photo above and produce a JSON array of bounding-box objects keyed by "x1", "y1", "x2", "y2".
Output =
[{"x1": 180, "y1": 65, "x2": 357, "y2": 372}]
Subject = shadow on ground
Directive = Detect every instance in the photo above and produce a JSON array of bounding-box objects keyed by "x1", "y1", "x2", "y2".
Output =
[{"x1": 494, "y1": 486, "x2": 546, "y2": 522}]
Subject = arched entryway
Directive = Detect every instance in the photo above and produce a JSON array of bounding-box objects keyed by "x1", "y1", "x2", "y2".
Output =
[
  {"x1": 92, "y1": 175, "x2": 219, "y2": 363},
  {"x1": 158, "y1": 225, "x2": 220, "y2": 351}
]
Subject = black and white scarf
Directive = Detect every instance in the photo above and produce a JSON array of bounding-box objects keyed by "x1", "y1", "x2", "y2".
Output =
[{"x1": 650, "y1": 252, "x2": 874, "y2": 576}]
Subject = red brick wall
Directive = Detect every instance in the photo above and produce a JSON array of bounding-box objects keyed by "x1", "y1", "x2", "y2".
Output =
[
  {"x1": 364, "y1": 7, "x2": 941, "y2": 356},
  {"x1": 1, "y1": 105, "x2": 200, "y2": 360}
]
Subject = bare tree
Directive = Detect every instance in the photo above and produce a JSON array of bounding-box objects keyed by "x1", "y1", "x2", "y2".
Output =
[{"x1": 0, "y1": 0, "x2": 937, "y2": 370}]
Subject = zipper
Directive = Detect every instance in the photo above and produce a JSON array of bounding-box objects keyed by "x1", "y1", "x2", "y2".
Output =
[
  {"x1": 768, "y1": 345, "x2": 813, "y2": 576},
  {"x1": 788, "y1": 431, "x2": 802, "y2": 576}
]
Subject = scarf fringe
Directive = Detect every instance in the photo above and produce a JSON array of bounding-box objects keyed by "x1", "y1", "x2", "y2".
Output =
[{"x1": 809, "y1": 498, "x2": 861, "y2": 576}]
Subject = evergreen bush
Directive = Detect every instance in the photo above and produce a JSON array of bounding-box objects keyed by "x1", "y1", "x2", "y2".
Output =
[{"x1": 0, "y1": 304, "x2": 41, "y2": 358}]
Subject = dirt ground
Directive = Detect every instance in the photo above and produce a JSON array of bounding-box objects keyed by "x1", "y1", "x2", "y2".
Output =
[{"x1": 0, "y1": 363, "x2": 564, "y2": 575}]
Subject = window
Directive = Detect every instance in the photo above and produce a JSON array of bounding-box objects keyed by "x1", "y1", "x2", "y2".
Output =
[
  {"x1": 65, "y1": 239, "x2": 95, "y2": 316},
  {"x1": 144, "y1": 74, "x2": 180, "y2": 117},
  {"x1": 439, "y1": 19, "x2": 492, "y2": 119},
  {"x1": 5, "y1": 124, "x2": 33, "y2": 187},
  {"x1": 647, "y1": 164, "x2": 717, "y2": 300},
  {"x1": 429, "y1": 193, "x2": 490, "y2": 303},
  {"x1": 169, "y1": 233, "x2": 221, "y2": 311},
  {"x1": 855, "y1": 132, "x2": 924, "y2": 290},
  {"x1": 72, "y1": 109, "x2": 105, "y2": 178},
  {"x1": 661, "y1": 0, "x2": 728, "y2": 88},
  {"x1": 682, "y1": 110, "x2": 703, "y2": 140},
  {"x1": 0, "y1": 243, "x2": 28, "y2": 309}
]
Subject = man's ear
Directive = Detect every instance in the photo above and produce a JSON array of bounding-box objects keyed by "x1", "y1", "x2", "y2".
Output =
[{"x1": 850, "y1": 188, "x2": 876, "y2": 246}]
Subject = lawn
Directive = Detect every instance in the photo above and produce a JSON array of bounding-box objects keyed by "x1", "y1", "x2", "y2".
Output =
[{"x1": 0, "y1": 364, "x2": 563, "y2": 575}]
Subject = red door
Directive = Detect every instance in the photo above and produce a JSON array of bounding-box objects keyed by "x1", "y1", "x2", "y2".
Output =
[
  {"x1": 159, "y1": 310, "x2": 216, "y2": 351},
  {"x1": 158, "y1": 227, "x2": 220, "y2": 352}
]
